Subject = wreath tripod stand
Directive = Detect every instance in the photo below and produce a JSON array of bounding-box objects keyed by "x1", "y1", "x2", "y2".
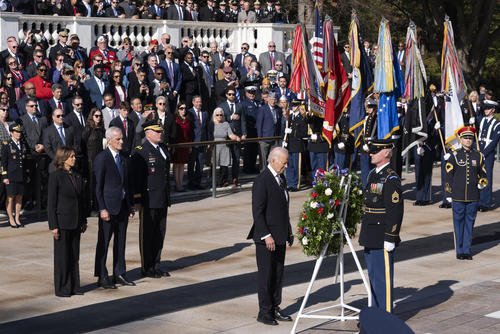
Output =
[{"x1": 291, "y1": 175, "x2": 372, "y2": 333}]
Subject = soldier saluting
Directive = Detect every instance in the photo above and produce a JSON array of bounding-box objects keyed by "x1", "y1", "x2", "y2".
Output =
[{"x1": 445, "y1": 126, "x2": 487, "y2": 260}]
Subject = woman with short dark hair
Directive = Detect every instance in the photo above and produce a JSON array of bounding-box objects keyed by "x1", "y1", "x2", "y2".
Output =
[{"x1": 47, "y1": 147, "x2": 88, "y2": 297}]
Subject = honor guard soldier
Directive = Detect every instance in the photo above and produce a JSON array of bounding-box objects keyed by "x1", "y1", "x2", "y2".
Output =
[
  {"x1": 284, "y1": 99, "x2": 307, "y2": 191},
  {"x1": 1, "y1": 123, "x2": 27, "y2": 228},
  {"x1": 305, "y1": 111, "x2": 329, "y2": 177},
  {"x1": 358, "y1": 139, "x2": 404, "y2": 313},
  {"x1": 333, "y1": 110, "x2": 355, "y2": 170},
  {"x1": 360, "y1": 97, "x2": 377, "y2": 187},
  {"x1": 390, "y1": 100, "x2": 405, "y2": 176},
  {"x1": 132, "y1": 120, "x2": 172, "y2": 278},
  {"x1": 478, "y1": 100, "x2": 499, "y2": 211},
  {"x1": 445, "y1": 126, "x2": 488, "y2": 260}
]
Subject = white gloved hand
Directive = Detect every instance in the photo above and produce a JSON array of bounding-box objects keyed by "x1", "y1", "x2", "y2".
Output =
[
  {"x1": 384, "y1": 241, "x2": 395, "y2": 252},
  {"x1": 469, "y1": 117, "x2": 475, "y2": 124},
  {"x1": 478, "y1": 183, "x2": 486, "y2": 190},
  {"x1": 337, "y1": 142, "x2": 345, "y2": 150},
  {"x1": 446, "y1": 197, "x2": 452, "y2": 203},
  {"x1": 285, "y1": 127, "x2": 292, "y2": 134},
  {"x1": 416, "y1": 146, "x2": 425, "y2": 156},
  {"x1": 434, "y1": 121, "x2": 441, "y2": 130},
  {"x1": 311, "y1": 134, "x2": 318, "y2": 141},
  {"x1": 363, "y1": 143, "x2": 370, "y2": 152},
  {"x1": 443, "y1": 153, "x2": 451, "y2": 161},
  {"x1": 283, "y1": 141, "x2": 288, "y2": 148}
]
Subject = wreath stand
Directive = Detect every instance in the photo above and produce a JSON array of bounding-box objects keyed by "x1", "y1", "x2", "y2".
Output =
[{"x1": 291, "y1": 175, "x2": 372, "y2": 333}]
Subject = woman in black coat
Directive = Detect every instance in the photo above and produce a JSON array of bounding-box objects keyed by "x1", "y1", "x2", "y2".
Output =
[{"x1": 48, "y1": 147, "x2": 87, "y2": 297}]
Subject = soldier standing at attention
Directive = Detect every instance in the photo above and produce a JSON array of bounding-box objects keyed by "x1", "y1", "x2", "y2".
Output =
[
  {"x1": 284, "y1": 99, "x2": 307, "y2": 191},
  {"x1": 445, "y1": 126, "x2": 488, "y2": 260},
  {"x1": 132, "y1": 120, "x2": 171, "y2": 278},
  {"x1": 358, "y1": 139, "x2": 404, "y2": 313}
]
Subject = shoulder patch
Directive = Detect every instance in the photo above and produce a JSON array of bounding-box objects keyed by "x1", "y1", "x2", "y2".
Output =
[
  {"x1": 445, "y1": 162, "x2": 453, "y2": 173},
  {"x1": 391, "y1": 190, "x2": 400, "y2": 203}
]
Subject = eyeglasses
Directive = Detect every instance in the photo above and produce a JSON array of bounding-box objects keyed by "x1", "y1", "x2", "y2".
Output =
[
  {"x1": 113, "y1": 75, "x2": 121, "y2": 78},
  {"x1": 226, "y1": 93, "x2": 235, "y2": 96},
  {"x1": 5, "y1": 77, "x2": 13, "y2": 80},
  {"x1": 56, "y1": 59, "x2": 64, "y2": 62},
  {"x1": 94, "y1": 114, "x2": 102, "y2": 118},
  {"x1": 215, "y1": 114, "x2": 223, "y2": 116},
  {"x1": 275, "y1": 63, "x2": 283, "y2": 66},
  {"x1": 8, "y1": 61, "x2": 16, "y2": 65},
  {"x1": 27, "y1": 104, "x2": 37, "y2": 107},
  {"x1": 201, "y1": 55, "x2": 209, "y2": 58},
  {"x1": 268, "y1": 45, "x2": 276, "y2": 48},
  {"x1": 94, "y1": 59, "x2": 102, "y2": 62},
  {"x1": 224, "y1": 72, "x2": 232, "y2": 74},
  {"x1": 158, "y1": 102, "x2": 165, "y2": 105},
  {"x1": 55, "y1": 114, "x2": 64, "y2": 118},
  {"x1": 178, "y1": 107, "x2": 186, "y2": 110},
  {"x1": 74, "y1": 103, "x2": 83, "y2": 106},
  {"x1": 241, "y1": 47, "x2": 248, "y2": 50},
  {"x1": 38, "y1": 68, "x2": 47, "y2": 72},
  {"x1": 155, "y1": 72, "x2": 164, "y2": 75},
  {"x1": 166, "y1": 52, "x2": 173, "y2": 55},
  {"x1": 34, "y1": 54, "x2": 43, "y2": 58},
  {"x1": 104, "y1": 99, "x2": 113, "y2": 102}
]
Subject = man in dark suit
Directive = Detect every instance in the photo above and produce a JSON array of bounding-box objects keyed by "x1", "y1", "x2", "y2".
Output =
[
  {"x1": 14, "y1": 82, "x2": 50, "y2": 121},
  {"x1": 256, "y1": 92, "x2": 281, "y2": 169},
  {"x1": 43, "y1": 109, "x2": 77, "y2": 170},
  {"x1": 180, "y1": 52, "x2": 201, "y2": 109},
  {"x1": 128, "y1": 68, "x2": 153, "y2": 105},
  {"x1": 63, "y1": 96, "x2": 87, "y2": 148},
  {"x1": 234, "y1": 42, "x2": 257, "y2": 73},
  {"x1": 188, "y1": 96, "x2": 210, "y2": 189},
  {"x1": 160, "y1": 44, "x2": 183, "y2": 113},
  {"x1": 93, "y1": 126, "x2": 135, "y2": 289},
  {"x1": 148, "y1": 0, "x2": 167, "y2": 19},
  {"x1": 131, "y1": 120, "x2": 171, "y2": 278},
  {"x1": 104, "y1": 0, "x2": 126, "y2": 17},
  {"x1": 154, "y1": 96, "x2": 176, "y2": 145},
  {"x1": 198, "y1": 50, "x2": 215, "y2": 112},
  {"x1": 109, "y1": 101, "x2": 135, "y2": 156},
  {"x1": 218, "y1": 86, "x2": 246, "y2": 186},
  {"x1": 48, "y1": 84, "x2": 70, "y2": 117},
  {"x1": 198, "y1": 0, "x2": 217, "y2": 21},
  {"x1": 247, "y1": 147, "x2": 293, "y2": 326},
  {"x1": 166, "y1": 0, "x2": 189, "y2": 20}
]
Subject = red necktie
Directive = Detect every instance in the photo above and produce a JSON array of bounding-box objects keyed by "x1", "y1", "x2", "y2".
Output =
[
  {"x1": 122, "y1": 119, "x2": 127, "y2": 136},
  {"x1": 57, "y1": 101, "x2": 62, "y2": 110}
]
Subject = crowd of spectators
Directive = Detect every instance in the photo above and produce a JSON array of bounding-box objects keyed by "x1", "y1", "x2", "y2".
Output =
[
  {"x1": 0, "y1": 0, "x2": 289, "y2": 24},
  {"x1": 0, "y1": 13, "x2": 297, "y2": 219}
]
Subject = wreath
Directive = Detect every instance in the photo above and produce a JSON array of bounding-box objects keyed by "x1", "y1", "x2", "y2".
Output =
[{"x1": 296, "y1": 168, "x2": 364, "y2": 257}]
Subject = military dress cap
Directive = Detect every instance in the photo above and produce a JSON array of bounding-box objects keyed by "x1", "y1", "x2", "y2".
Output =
[
  {"x1": 291, "y1": 98, "x2": 304, "y2": 106},
  {"x1": 359, "y1": 307, "x2": 415, "y2": 334},
  {"x1": 142, "y1": 119, "x2": 164, "y2": 132},
  {"x1": 58, "y1": 28, "x2": 70, "y2": 37},
  {"x1": 254, "y1": 0, "x2": 261, "y2": 5},
  {"x1": 366, "y1": 97, "x2": 377, "y2": 107},
  {"x1": 368, "y1": 138, "x2": 395, "y2": 153},
  {"x1": 245, "y1": 85, "x2": 258, "y2": 92},
  {"x1": 275, "y1": 1, "x2": 281, "y2": 5},
  {"x1": 219, "y1": 0, "x2": 226, "y2": 5},
  {"x1": 230, "y1": 1, "x2": 238, "y2": 5},
  {"x1": 457, "y1": 126, "x2": 476, "y2": 138},
  {"x1": 9, "y1": 123, "x2": 22, "y2": 132},
  {"x1": 483, "y1": 99, "x2": 498, "y2": 109}
]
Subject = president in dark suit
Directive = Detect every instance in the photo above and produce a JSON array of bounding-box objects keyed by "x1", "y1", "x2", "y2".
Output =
[
  {"x1": 247, "y1": 147, "x2": 293, "y2": 326},
  {"x1": 48, "y1": 147, "x2": 87, "y2": 297},
  {"x1": 93, "y1": 126, "x2": 135, "y2": 289}
]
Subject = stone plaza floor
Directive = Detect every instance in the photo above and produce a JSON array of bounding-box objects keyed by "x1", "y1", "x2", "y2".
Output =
[{"x1": 0, "y1": 163, "x2": 498, "y2": 334}]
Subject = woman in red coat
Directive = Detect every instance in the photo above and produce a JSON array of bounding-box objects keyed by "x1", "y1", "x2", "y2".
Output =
[{"x1": 172, "y1": 102, "x2": 192, "y2": 192}]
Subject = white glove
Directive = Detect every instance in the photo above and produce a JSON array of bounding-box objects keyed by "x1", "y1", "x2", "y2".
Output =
[
  {"x1": 384, "y1": 241, "x2": 395, "y2": 252},
  {"x1": 311, "y1": 134, "x2": 318, "y2": 141},
  {"x1": 416, "y1": 146, "x2": 425, "y2": 156},
  {"x1": 434, "y1": 121, "x2": 441, "y2": 130},
  {"x1": 363, "y1": 143, "x2": 370, "y2": 152},
  {"x1": 478, "y1": 183, "x2": 486, "y2": 190},
  {"x1": 284, "y1": 127, "x2": 292, "y2": 134},
  {"x1": 337, "y1": 142, "x2": 345, "y2": 150},
  {"x1": 469, "y1": 117, "x2": 475, "y2": 124},
  {"x1": 443, "y1": 153, "x2": 451, "y2": 161},
  {"x1": 283, "y1": 141, "x2": 288, "y2": 148},
  {"x1": 446, "y1": 197, "x2": 452, "y2": 203}
]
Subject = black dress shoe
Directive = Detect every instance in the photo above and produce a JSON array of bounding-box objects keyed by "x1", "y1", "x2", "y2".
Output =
[
  {"x1": 456, "y1": 254, "x2": 464, "y2": 260},
  {"x1": 142, "y1": 269, "x2": 161, "y2": 278},
  {"x1": 257, "y1": 316, "x2": 278, "y2": 326},
  {"x1": 413, "y1": 200, "x2": 423, "y2": 206},
  {"x1": 274, "y1": 308, "x2": 292, "y2": 321},
  {"x1": 155, "y1": 268, "x2": 171, "y2": 277},
  {"x1": 71, "y1": 290, "x2": 84, "y2": 295},
  {"x1": 97, "y1": 277, "x2": 117, "y2": 289},
  {"x1": 439, "y1": 202, "x2": 451, "y2": 209},
  {"x1": 114, "y1": 275, "x2": 136, "y2": 286},
  {"x1": 464, "y1": 254, "x2": 473, "y2": 260},
  {"x1": 56, "y1": 293, "x2": 71, "y2": 298},
  {"x1": 420, "y1": 201, "x2": 431, "y2": 206}
]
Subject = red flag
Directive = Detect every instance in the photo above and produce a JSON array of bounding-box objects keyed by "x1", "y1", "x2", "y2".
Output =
[{"x1": 322, "y1": 18, "x2": 351, "y2": 145}]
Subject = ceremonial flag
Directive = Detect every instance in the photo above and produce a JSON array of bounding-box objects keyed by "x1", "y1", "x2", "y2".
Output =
[
  {"x1": 289, "y1": 24, "x2": 325, "y2": 116},
  {"x1": 348, "y1": 12, "x2": 374, "y2": 145},
  {"x1": 401, "y1": 21, "x2": 428, "y2": 156},
  {"x1": 322, "y1": 17, "x2": 351, "y2": 145},
  {"x1": 311, "y1": 2, "x2": 324, "y2": 72},
  {"x1": 374, "y1": 18, "x2": 404, "y2": 139},
  {"x1": 441, "y1": 16, "x2": 465, "y2": 149}
]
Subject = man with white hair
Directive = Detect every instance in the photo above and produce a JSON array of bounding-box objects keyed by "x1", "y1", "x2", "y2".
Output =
[
  {"x1": 248, "y1": 146, "x2": 293, "y2": 326},
  {"x1": 212, "y1": 42, "x2": 233, "y2": 71}
]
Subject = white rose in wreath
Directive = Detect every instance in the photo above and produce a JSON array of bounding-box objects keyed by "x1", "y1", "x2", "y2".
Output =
[
  {"x1": 324, "y1": 188, "x2": 332, "y2": 196},
  {"x1": 310, "y1": 201, "x2": 318, "y2": 209},
  {"x1": 302, "y1": 237, "x2": 308, "y2": 245},
  {"x1": 327, "y1": 212, "x2": 334, "y2": 219}
]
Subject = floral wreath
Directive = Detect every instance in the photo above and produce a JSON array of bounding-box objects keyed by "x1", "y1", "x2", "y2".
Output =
[{"x1": 296, "y1": 167, "x2": 364, "y2": 257}]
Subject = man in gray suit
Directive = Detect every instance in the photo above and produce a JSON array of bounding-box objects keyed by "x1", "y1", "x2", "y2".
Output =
[
  {"x1": 237, "y1": 1, "x2": 257, "y2": 23},
  {"x1": 258, "y1": 41, "x2": 287, "y2": 76}
]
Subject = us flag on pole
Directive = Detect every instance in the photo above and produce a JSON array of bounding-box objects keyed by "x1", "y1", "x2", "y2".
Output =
[{"x1": 311, "y1": 2, "x2": 323, "y2": 71}]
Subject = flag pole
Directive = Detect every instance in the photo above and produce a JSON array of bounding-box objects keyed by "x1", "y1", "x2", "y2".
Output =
[{"x1": 432, "y1": 105, "x2": 448, "y2": 157}]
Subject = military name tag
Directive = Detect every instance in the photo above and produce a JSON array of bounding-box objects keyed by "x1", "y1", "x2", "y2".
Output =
[{"x1": 471, "y1": 159, "x2": 477, "y2": 166}]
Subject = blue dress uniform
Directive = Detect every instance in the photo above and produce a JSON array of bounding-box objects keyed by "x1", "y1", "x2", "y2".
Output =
[
  {"x1": 241, "y1": 88, "x2": 262, "y2": 173},
  {"x1": 358, "y1": 140, "x2": 404, "y2": 313},
  {"x1": 305, "y1": 113, "x2": 329, "y2": 177},
  {"x1": 284, "y1": 101, "x2": 307, "y2": 191},
  {"x1": 333, "y1": 111, "x2": 354, "y2": 169},
  {"x1": 131, "y1": 120, "x2": 172, "y2": 278},
  {"x1": 1, "y1": 134, "x2": 27, "y2": 196},
  {"x1": 360, "y1": 98, "x2": 377, "y2": 187},
  {"x1": 445, "y1": 127, "x2": 488, "y2": 260},
  {"x1": 478, "y1": 100, "x2": 500, "y2": 211}
]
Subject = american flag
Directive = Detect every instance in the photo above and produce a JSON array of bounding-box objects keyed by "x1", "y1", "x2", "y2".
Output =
[{"x1": 311, "y1": 2, "x2": 323, "y2": 71}]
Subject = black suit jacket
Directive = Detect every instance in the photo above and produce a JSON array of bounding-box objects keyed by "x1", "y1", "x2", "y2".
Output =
[
  {"x1": 48, "y1": 98, "x2": 70, "y2": 116},
  {"x1": 20, "y1": 113, "x2": 48, "y2": 153},
  {"x1": 47, "y1": 169, "x2": 87, "y2": 230},
  {"x1": 248, "y1": 167, "x2": 292, "y2": 245},
  {"x1": 93, "y1": 148, "x2": 133, "y2": 216},
  {"x1": 180, "y1": 62, "x2": 200, "y2": 97},
  {"x1": 219, "y1": 100, "x2": 246, "y2": 136},
  {"x1": 43, "y1": 124, "x2": 77, "y2": 160},
  {"x1": 109, "y1": 116, "x2": 135, "y2": 156}
]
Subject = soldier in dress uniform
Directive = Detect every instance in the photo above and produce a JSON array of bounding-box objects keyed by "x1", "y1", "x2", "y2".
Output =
[
  {"x1": 241, "y1": 85, "x2": 262, "y2": 174},
  {"x1": 224, "y1": 1, "x2": 239, "y2": 22},
  {"x1": 390, "y1": 100, "x2": 405, "y2": 177},
  {"x1": 333, "y1": 110, "x2": 354, "y2": 170},
  {"x1": 358, "y1": 138, "x2": 404, "y2": 313},
  {"x1": 478, "y1": 100, "x2": 499, "y2": 212},
  {"x1": 1, "y1": 123, "x2": 27, "y2": 228},
  {"x1": 445, "y1": 126, "x2": 488, "y2": 260},
  {"x1": 360, "y1": 97, "x2": 377, "y2": 187},
  {"x1": 305, "y1": 112, "x2": 329, "y2": 178},
  {"x1": 131, "y1": 119, "x2": 172, "y2": 278},
  {"x1": 253, "y1": 0, "x2": 265, "y2": 22},
  {"x1": 284, "y1": 99, "x2": 307, "y2": 191}
]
